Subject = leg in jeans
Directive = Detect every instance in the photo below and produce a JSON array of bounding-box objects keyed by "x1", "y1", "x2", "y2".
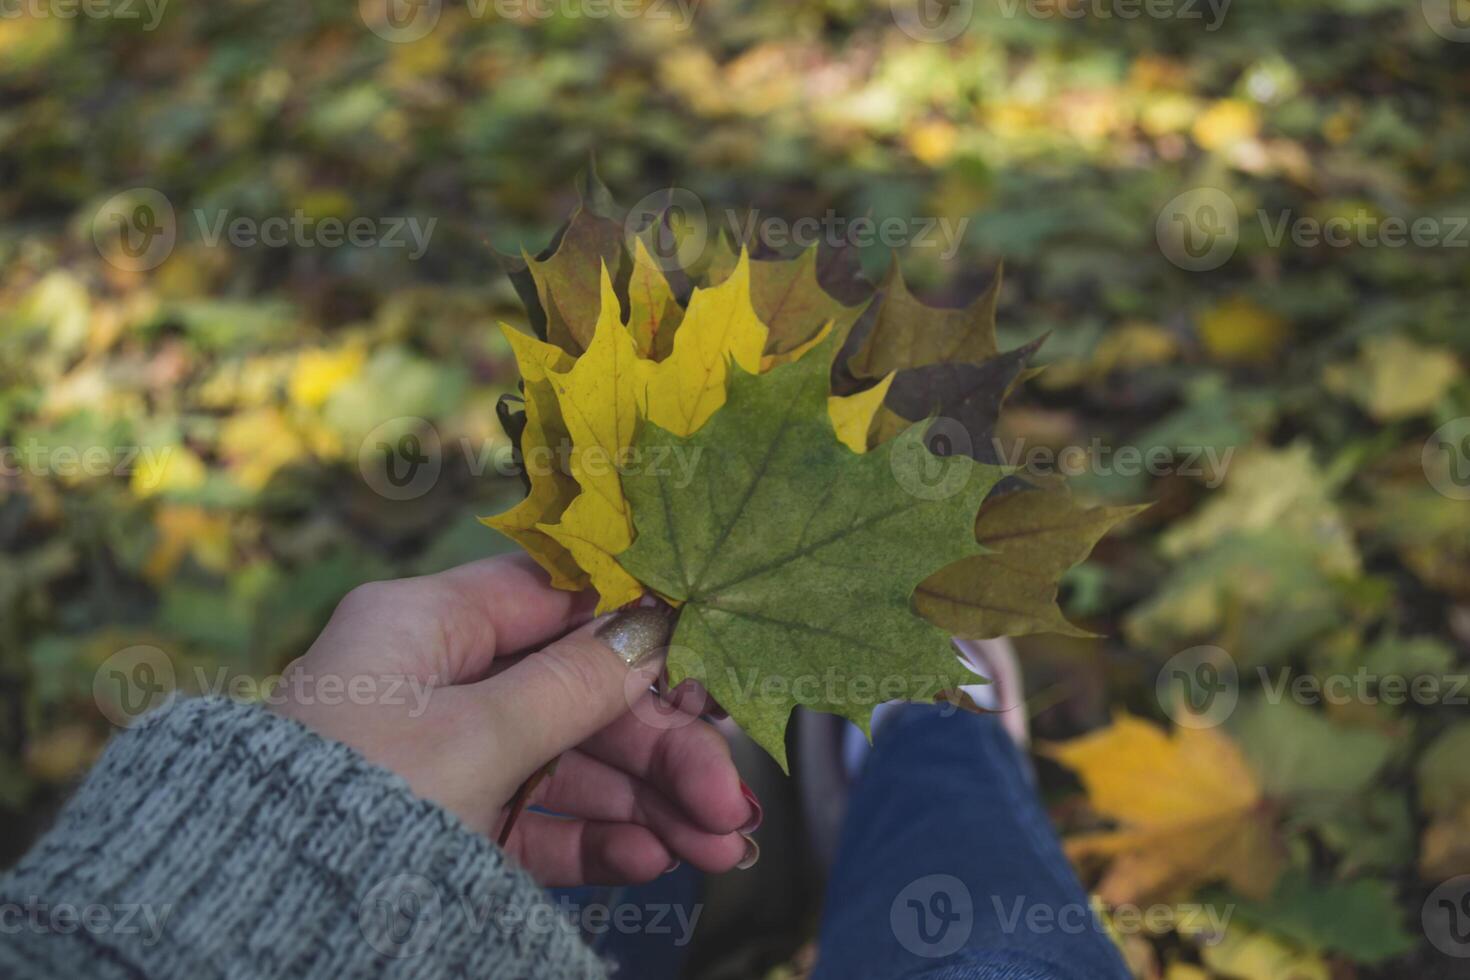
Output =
[{"x1": 812, "y1": 705, "x2": 1131, "y2": 980}]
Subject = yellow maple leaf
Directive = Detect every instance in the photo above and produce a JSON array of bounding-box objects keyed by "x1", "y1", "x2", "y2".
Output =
[
  {"x1": 1043, "y1": 712, "x2": 1281, "y2": 906},
  {"x1": 480, "y1": 325, "x2": 588, "y2": 590},
  {"x1": 765, "y1": 319, "x2": 894, "y2": 454},
  {"x1": 538, "y1": 267, "x2": 648, "y2": 612},
  {"x1": 829, "y1": 372, "x2": 894, "y2": 453},
  {"x1": 641, "y1": 249, "x2": 769, "y2": 435},
  {"x1": 625, "y1": 237, "x2": 680, "y2": 359},
  {"x1": 490, "y1": 252, "x2": 772, "y2": 603}
]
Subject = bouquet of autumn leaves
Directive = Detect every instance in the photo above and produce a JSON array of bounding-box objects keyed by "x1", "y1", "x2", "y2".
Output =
[{"x1": 486, "y1": 183, "x2": 1139, "y2": 769}]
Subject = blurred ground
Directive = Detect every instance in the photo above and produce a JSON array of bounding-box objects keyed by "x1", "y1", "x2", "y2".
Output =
[{"x1": 3, "y1": 1, "x2": 1470, "y2": 976}]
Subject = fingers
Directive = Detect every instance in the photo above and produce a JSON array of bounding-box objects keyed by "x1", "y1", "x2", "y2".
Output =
[
  {"x1": 532, "y1": 751, "x2": 750, "y2": 872},
  {"x1": 505, "y1": 813, "x2": 673, "y2": 887},
  {"x1": 578, "y1": 694, "x2": 755, "y2": 837},
  {"x1": 468, "y1": 607, "x2": 673, "y2": 791},
  {"x1": 424, "y1": 554, "x2": 600, "y2": 677},
  {"x1": 322, "y1": 554, "x2": 599, "y2": 684}
]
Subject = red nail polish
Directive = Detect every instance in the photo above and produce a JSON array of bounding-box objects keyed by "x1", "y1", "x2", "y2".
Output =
[{"x1": 738, "y1": 780, "x2": 763, "y2": 835}]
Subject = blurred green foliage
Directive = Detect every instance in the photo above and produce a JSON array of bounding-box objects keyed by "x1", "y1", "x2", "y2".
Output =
[{"x1": 3, "y1": 0, "x2": 1470, "y2": 975}]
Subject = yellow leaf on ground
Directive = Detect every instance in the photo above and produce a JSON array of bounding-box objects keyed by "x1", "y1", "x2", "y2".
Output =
[
  {"x1": 1200, "y1": 925, "x2": 1329, "y2": 980},
  {"x1": 828, "y1": 372, "x2": 894, "y2": 453},
  {"x1": 25, "y1": 724, "x2": 101, "y2": 784},
  {"x1": 539, "y1": 266, "x2": 648, "y2": 611},
  {"x1": 218, "y1": 408, "x2": 308, "y2": 492},
  {"x1": 1322, "y1": 334, "x2": 1461, "y2": 421},
  {"x1": 289, "y1": 343, "x2": 365, "y2": 409},
  {"x1": 1161, "y1": 443, "x2": 1359, "y2": 577},
  {"x1": 642, "y1": 250, "x2": 769, "y2": 436},
  {"x1": 1163, "y1": 965, "x2": 1209, "y2": 980},
  {"x1": 481, "y1": 325, "x2": 588, "y2": 590},
  {"x1": 1192, "y1": 99, "x2": 1259, "y2": 151},
  {"x1": 1043, "y1": 712, "x2": 1281, "y2": 906},
  {"x1": 130, "y1": 445, "x2": 207, "y2": 498},
  {"x1": 1197, "y1": 297, "x2": 1288, "y2": 364},
  {"x1": 143, "y1": 505, "x2": 233, "y2": 583},
  {"x1": 1420, "y1": 801, "x2": 1470, "y2": 879}
]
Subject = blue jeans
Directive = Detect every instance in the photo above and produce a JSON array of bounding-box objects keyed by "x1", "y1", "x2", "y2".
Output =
[{"x1": 557, "y1": 706, "x2": 1131, "y2": 979}]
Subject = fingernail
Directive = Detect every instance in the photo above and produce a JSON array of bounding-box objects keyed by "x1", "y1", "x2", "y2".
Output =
[
  {"x1": 596, "y1": 607, "x2": 672, "y2": 668},
  {"x1": 736, "y1": 835, "x2": 760, "y2": 870},
  {"x1": 663, "y1": 859, "x2": 681, "y2": 874},
  {"x1": 738, "y1": 780, "x2": 763, "y2": 835}
]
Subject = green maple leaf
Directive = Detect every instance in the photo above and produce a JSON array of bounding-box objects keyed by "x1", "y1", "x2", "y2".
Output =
[{"x1": 616, "y1": 331, "x2": 1005, "y2": 769}]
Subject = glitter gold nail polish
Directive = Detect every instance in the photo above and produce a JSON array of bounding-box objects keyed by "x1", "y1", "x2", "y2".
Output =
[{"x1": 595, "y1": 607, "x2": 672, "y2": 667}]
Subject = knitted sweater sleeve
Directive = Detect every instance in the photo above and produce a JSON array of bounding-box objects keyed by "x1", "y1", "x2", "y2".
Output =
[{"x1": 0, "y1": 696, "x2": 609, "y2": 980}]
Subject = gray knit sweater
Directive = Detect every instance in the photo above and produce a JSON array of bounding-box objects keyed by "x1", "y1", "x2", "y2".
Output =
[{"x1": 0, "y1": 696, "x2": 609, "y2": 979}]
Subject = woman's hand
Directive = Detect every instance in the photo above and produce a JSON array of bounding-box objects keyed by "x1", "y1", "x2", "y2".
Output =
[{"x1": 267, "y1": 553, "x2": 759, "y2": 887}]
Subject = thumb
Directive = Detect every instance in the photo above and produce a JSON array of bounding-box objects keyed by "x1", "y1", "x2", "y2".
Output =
[{"x1": 473, "y1": 605, "x2": 673, "y2": 788}]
